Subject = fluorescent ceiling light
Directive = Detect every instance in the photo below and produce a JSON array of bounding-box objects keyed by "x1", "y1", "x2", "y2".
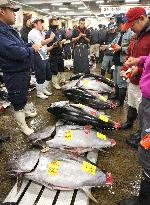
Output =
[
  {"x1": 84, "y1": 11, "x2": 91, "y2": 13},
  {"x1": 78, "y1": 7, "x2": 86, "y2": 10},
  {"x1": 125, "y1": 0, "x2": 139, "y2": 2},
  {"x1": 51, "y1": 11, "x2": 59, "y2": 14},
  {"x1": 59, "y1": 7, "x2": 69, "y2": 10},
  {"x1": 71, "y1": 2, "x2": 82, "y2": 4},
  {"x1": 51, "y1": 3, "x2": 63, "y2": 6},
  {"x1": 66, "y1": 11, "x2": 75, "y2": 14},
  {"x1": 42, "y1": 9, "x2": 50, "y2": 11},
  {"x1": 96, "y1": 0, "x2": 104, "y2": 3}
]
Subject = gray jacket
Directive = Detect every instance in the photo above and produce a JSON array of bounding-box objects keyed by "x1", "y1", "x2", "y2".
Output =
[{"x1": 111, "y1": 28, "x2": 134, "y2": 64}]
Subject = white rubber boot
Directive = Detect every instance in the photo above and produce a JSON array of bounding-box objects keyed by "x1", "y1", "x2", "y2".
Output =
[
  {"x1": 36, "y1": 84, "x2": 48, "y2": 99},
  {"x1": 43, "y1": 80, "x2": 52, "y2": 96},
  {"x1": 58, "y1": 72, "x2": 66, "y2": 84},
  {"x1": 52, "y1": 75, "x2": 61, "y2": 90},
  {"x1": 14, "y1": 110, "x2": 34, "y2": 136},
  {"x1": 24, "y1": 103, "x2": 37, "y2": 118}
]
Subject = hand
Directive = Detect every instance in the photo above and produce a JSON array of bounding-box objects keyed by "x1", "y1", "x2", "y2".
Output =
[
  {"x1": 50, "y1": 32, "x2": 55, "y2": 40},
  {"x1": 130, "y1": 66, "x2": 139, "y2": 77},
  {"x1": 32, "y1": 44, "x2": 42, "y2": 52},
  {"x1": 100, "y1": 45, "x2": 108, "y2": 51},
  {"x1": 125, "y1": 57, "x2": 140, "y2": 67},
  {"x1": 113, "y1": 44, "x2": 121, "y2": 52},
  {"x1": 79, "y1": 33, "x2": 83, "y2": 38},
  {"x1": 82, "y1": 34, "x2": 86, "y2": 38},
  {"x1": 120, "y1": 70, "x2": 126, "y2": 77}
]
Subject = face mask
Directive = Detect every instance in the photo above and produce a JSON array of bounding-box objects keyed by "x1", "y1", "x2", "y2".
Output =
[{"x1": 50, "y1": 25, "x2": 58, "y2": 30}]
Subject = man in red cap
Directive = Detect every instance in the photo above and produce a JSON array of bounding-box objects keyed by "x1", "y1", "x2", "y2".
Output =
[
  {"x1": 118, "y1": 7, "x2": 150, "y2": 205},
  {"x1": 121, "y1": 7, "x2": 150, "y2": 146}
]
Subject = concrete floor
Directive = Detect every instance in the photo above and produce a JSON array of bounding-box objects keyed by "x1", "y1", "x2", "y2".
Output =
[{"x1": 0, "y1": 70, "x2": 142, "y2": 205}]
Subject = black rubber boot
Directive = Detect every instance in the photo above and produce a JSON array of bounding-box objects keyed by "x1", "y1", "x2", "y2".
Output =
[
  {"x1": 117, "y1": 196, "x2": 140, "y2": 205},
  {"x1": 139, "y1": 172, "x2": 150, "y2": 205},
  {"x1": 121, "y1": 106, "x2": 138, "y2": 129},
  {"x1": 118, "y1": 88, "x2": 127, "y2": 106},
  {"x1": 126, "y1": 130, "x2": 141, "y2": 149},
  {"x1": 109, "y1": 85, "x2": 119, "y2": 100},
  {"x1": 101, "y1": 69, "x2": 106, "y2": 77}
]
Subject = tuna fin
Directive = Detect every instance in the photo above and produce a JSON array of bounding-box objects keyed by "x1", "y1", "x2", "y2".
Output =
[
  {"x1": 81, "y1": 187, "x2": 98, "y2": 204},
  {"x1": 16, "y1": 173, "x2": 23, "y2": 193}
]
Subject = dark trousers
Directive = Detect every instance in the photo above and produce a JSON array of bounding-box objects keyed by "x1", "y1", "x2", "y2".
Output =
[
  {"x1": 49, "y1": 55, "x2": 64, "y2": 75},
  {"x1": 34, "y1": 54, "x2": 52, "y2": 84},
  {"x1": 73, "y1": 44, "x2": 89, "y2": 74},
  {"x1": 3, "y1": 72, "x2": 30, "y2": 111}
]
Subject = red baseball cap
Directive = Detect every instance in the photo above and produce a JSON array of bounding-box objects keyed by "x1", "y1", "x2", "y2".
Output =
[{"x1": 124, "y1": 7, "x2": 146, "y2": 30}]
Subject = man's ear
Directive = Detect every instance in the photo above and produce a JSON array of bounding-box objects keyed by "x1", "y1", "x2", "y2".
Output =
[{"x1": 0, "y1": 8, "x2": 5, "y2": 15}]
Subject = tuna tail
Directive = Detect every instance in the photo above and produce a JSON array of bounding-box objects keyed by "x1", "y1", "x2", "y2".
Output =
[
  {"x1": 81, "y1": 187, "x2": 98, "y2": 204},
  {"x1": 16, "y1": 173, "x2": 24, "y2": 193}
]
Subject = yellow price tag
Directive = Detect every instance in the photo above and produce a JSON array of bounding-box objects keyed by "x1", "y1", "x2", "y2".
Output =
[
  {"x1": 106, "y1": 77, "x2": 110, "y2": 80},
  {"x1": 65, "y1": 130, "x2": 73, "y2": 140},
  {"x1": 78, "y1": 103, "x2": 84, "y2": 109},
  {"x1": 97, "y1": 132, "x2": 107, "y2": 140},
  {"x1": 82, "y1": 161, "x2": 96, "y2": 175},
  {"x1": 48, "y1": 160, "x2": 60, "y2": 176},
  {"x1": 99, "y1": 95, "x2": 107, "y2": 102},
  {"x1": 83, "y1": 79, "x2": 90, "y2": 85},
  {"x1": 99, "y1": 114, "x2": 109, "y2": 122}
]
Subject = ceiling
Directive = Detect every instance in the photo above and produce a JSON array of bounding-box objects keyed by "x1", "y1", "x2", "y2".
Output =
[{"x1": 13, "y1": 0, "x2": 150, "y2": 18}]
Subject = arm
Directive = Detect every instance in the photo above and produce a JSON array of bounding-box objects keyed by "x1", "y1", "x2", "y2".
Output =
[{"x1": 41, "y1": 32, "x2": 55, "y2": 46}]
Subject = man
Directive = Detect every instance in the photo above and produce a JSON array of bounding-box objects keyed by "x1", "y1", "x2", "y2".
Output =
[
  {"x1": 45, "y1": 17, "x2": 66, "y2": 89},
  {"x1": 20, "y1": 13, "x2": 32, "y2": 43},
  {"x1": 0, "y1": 0, "x2": 40, "y2": 135},
  {"x1": 118, "y1": 7, "x2": 150, "y2": 205},
  {"x1": 111, "y1": 15, "x2": 134, "y2": 106},
  {"x1": 100, "y1": 24, "x2": 117, "y2": 78},
  {"x1": 72, "y1": 18, "x2": 91, "y2": 74},
  {"x1": 90, "y1": 27, "x2": 100, "y2": 65},
  {"x1": 28, "y1": 18, "x2": 52, "y2": 99},
  {"x1": 120, "y1": 7, "x2": 150, "y2": 149}
]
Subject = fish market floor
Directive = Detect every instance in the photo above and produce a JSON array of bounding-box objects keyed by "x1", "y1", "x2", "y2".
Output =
[{"x1": 0, "y1": 74, "x2": 141, "y2": 205}]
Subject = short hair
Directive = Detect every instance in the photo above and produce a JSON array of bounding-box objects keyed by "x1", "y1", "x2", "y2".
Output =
[{"x1": 79, "y1": 18, "x2": 85, "y2": 23}]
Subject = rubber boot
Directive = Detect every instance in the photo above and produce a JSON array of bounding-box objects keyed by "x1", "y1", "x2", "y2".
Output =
[
  {"x1": 101, "y1": 69, "x2": 106, "y2": 77},
  {"x1": 58, "y1": 72, "x2": 66, "y2": 84},
  {"x1": 109, "y1": 84, "x2": 119, "y2": 100},
  {"x1": 52, "y1": 75, "x2": 61, "y2": 90},
  {"x1": 43, "y1": 80, "x2": 52, "y2": 96},
  {"x1": 126, "y1": 130, "x2": 141, "y2": 149},
  {"x1": 121, "y1": 106, "x2": 138, "y2": 129},
  {"x1": 36, "y1": 84, "x2": 48, "y2": 99},
  {"x1": 117, "y1": 196, "x2": 140, "y2": 205},
  {"x1": 118, "y1": 87, "x2": 127, "y2": 106},
  {"x1": 14, "y1": 110, "x2": 34, "y2": 136},
  {"x1": 24, "y1": 103, "x2": 37, "y2": 118}
]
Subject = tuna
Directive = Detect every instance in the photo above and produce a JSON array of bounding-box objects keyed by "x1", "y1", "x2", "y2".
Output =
[
  {"x1": 63, "y1": 87, "x2": 117, "y2": 110},
  {"x1": 29, "y1": 124, "x2": 116, "y2": 154},
  {"x1": 9, "y1": 149, "x2": 113, "y2": 203},
  {"x1": 47, "y1": 101, "x2": 121, "y2": 130}
]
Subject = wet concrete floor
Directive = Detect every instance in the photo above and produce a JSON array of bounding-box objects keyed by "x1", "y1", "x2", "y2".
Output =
[{"x1": 0, "y1": 70, "x2": 142, "y2": 205}]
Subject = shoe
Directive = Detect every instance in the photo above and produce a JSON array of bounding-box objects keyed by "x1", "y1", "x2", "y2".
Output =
[
  {"x1": 101, "y1": 69, "x2": 106, "y2": 77},
  {"x1": 24, "y1": 103, "x2": 37, "y2": 118},
  {"x1": 0, "y1": 135, "x2": 10, "y2": 142},
  {"x1": 118, "y1": 196, "x2": 140, "y2": 205},
  {"x1": 36, "y1": 84, "x2": 48, "y2": 99},
  {"x1": 43, "y1": 81, "x2": 52, "y2": 96},
  {"x1": 121, "y1": 121, "x2": 133, "y2": 129},
  {"x1": 14, "y1": 110, "x2": 34, "y2": 136},
  {"x1": 52, "y1": 75, "x2": 61, "y2": 90},
  {"x1": 126, "y1": 131, "x2": 141, "y2": 149},
  {"x1": 118, "y1": 87, "x2": 127, "y2": 106},
  {"x1": 58, "y1": 72, "x2": 66, "y2": 84}
]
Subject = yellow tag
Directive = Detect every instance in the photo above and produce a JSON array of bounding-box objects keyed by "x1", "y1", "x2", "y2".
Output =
[
  {"x1": 65, "y1": 130, "x2": 73, "y2": 140},
  {"x1": 48, "y1": 160, "x2": 60, "y2": 176},
  {"x1": 78, "y1": 103, "x2": 84, "y2": 109},
  {"x1": 99, "y1": 95, "x2": 107, "y2": 102},
  {"x1": 82, "y1": 161, "x2": 96, "y2": 175},
  {"x1": 99, "y1": 114, "x2": 109, "y2": 122},
  {"x1": 106, "y1": 77, "x2": 110, "y2": 80},
  {"x1": 97, "y1": 132, "x2": 107, "y2": 140},
  {"x1": 83, "y1": 79, "x2": 90, "y2": 85}
]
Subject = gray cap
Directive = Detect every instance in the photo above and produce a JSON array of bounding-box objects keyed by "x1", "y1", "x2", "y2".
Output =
[{"x1": 0, "y1": 0, "x2": 20, "y2": 12}]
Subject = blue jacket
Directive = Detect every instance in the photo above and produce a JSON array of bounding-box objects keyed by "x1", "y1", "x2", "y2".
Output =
[{"x1": 0, "y1": 21, "x2": 34, "y2": 74}]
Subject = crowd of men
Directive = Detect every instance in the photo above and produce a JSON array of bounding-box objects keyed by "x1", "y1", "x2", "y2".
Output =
[{"x1": 0, "y1": 0, "x2": 150, "y2": 204}]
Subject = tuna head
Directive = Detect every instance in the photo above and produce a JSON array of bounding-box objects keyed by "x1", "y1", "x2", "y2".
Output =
[{"x1": 9, "y1": 150, "x2": 40, "y2": 174}]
